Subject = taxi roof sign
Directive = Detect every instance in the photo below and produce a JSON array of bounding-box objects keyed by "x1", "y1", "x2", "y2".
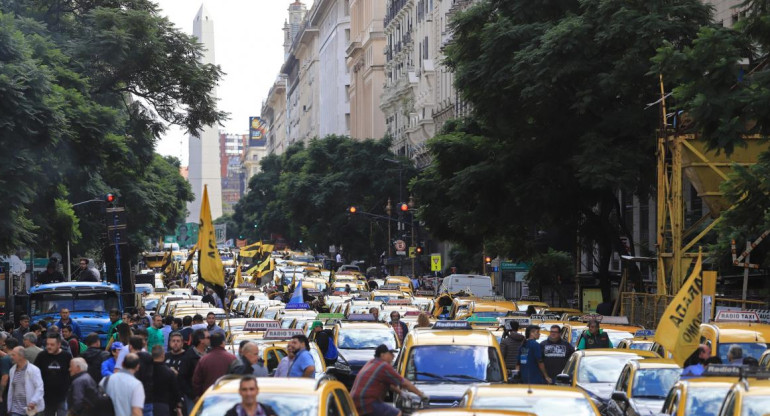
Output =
[
  {"x1": 379, "y1": 284, "x2": 403, "y2": 291},
  {"x1": 346, "y1": 313, "x2": 377, "y2": 322},
  {"x1": 316, "y1": 313, "x2": 345, "y2": 319},
  {"x1": 285, "y1": 303, "x2": 311, "y2": 310},
  {"x1": 715, "y1": 310, "x2": 760, "y2": 323},
  {"x1": 263, "y1": 329, "x2": 303, "y2": 340},
  {"x1": 634, "y1": 329, "x2": 655, "y2": 338},
  {"x1": 433, "y1": 321, "x2": 472, "y2": 330},
  {"x1": 415, "y1": 290, "x2": 435, "y2": 296},
  {"x1": 404, "y1": 311, "x2": 422, "y2": 317},
  {"x1": 501, "y1": 317, "x2": 531, "y2": 328},
  {"x1": 531, "y1": 313, "x2": 562, "y2": 321},
  {"x1": 466, "y1": 316, "x2": 498, "y2": 324},
  {"x1": 385, "y1": 299, "x2": 412, "y2": 305},
  {"x1": 243, "y1": 321, "x2": 281, "y2": 331}
]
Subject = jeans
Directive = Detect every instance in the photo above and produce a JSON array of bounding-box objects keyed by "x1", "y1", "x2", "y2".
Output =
[{"x1": 143, "y1": 403, "x2": 154, "y2": 416}]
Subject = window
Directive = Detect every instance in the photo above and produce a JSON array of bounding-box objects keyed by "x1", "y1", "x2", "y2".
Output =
[
  {"x1": 334, "y1": 389, "x2": 354, "y2": 415},
  {"x1": 326, "y1": 393, "x2": 340, "y2": 416}
]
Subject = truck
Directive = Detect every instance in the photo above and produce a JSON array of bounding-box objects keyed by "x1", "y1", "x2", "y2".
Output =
[
  {"x1": 25, "y1": 282, "x2": 123, "y2": 346},
  {"x1": 438, "y1": 274, "x2": 494, "y2": 297}
]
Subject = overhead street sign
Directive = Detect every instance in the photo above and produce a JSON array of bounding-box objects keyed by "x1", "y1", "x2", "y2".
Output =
[{"x1": 431, "y1": 254, "x2": 442, "y2": 272}]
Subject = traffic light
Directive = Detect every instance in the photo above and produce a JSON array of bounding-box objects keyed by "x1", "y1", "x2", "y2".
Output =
[
  {"x1": 348, "y1": 206, "x2": 357, "y2": 214},
  {"x1": 399, "y1": 203, "x2": 409, "y2": 212},
  {"x1": 485, "y1": 256, "x2": 492, "y2": 263},
  {"x1": 104, "y1": 193, "x2": 116, "y2": 204},
  {"x1": 416, "y1": 246, "x2": 423, "y2": 255}
]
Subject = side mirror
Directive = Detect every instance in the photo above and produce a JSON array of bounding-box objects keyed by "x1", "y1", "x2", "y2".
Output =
[
  {"x1": 555, "y1": 374, "x2": 572, "y2": 385},
  {"x1": 611, "y1": 391, "x2": 629, "y2": 403}
]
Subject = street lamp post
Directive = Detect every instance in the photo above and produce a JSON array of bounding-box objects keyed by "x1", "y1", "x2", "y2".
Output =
[{"x1": 69, "y1": 198, "x2": 109, "y2": 280}]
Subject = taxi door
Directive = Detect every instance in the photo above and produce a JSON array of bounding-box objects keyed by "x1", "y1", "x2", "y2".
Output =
[
  {"x1": 263, "y1": 346, "x2": 288, "y2": 374},
  {"x1": 322, "y1": 387, "x2": 357, "y2": 416}
]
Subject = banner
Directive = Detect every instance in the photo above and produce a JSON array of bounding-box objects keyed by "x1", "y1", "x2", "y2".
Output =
[
  {"x1": 249, "y1": 116, "x2": 269, "y2": 146},
  {"x1": 234, "y1": 261, "x2": 244, "y2": 287},
  {"x1": 176, "y1": 223, "x2": 199, "y2": 248},
  {"x1": 197, "y1": 185, "x2": 224, "y2": 287},
  {"x1": 654, "y1": 252, "x2": 703, "y2": 366},
  {"x1": 214, "y1": 224, "x2": 227, "y2": 245}
]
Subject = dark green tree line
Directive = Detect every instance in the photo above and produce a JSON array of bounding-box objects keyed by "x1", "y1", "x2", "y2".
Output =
[{"x1": 0, "y1": 0, "x2": 224, "y2": 262}]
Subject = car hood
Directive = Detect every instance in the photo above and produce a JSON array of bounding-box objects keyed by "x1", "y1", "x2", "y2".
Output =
[
  {"x1": 416, "y1": 382, "x2": 483, "y2": 402},
  {"x1": 338, "y1": 349, "x2": 375, "y2": 366},
  {"x1": 578, "y1": 382, "x2": 616, "y2": 401},
  {"x1": 630, "y1": 398, "x2": 666, "y2": 415}
]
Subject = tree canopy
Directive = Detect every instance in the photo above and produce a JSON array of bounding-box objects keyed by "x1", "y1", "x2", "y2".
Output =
[
  {"x1": 233, "y1": 136, "x2": 415, "y2": 263},
  {"x1": 411, "y1": 0, "x2": 712, "y2": 298},
  {"x1": 0, "y1": 0, "x2": 224, "y2": 261}
]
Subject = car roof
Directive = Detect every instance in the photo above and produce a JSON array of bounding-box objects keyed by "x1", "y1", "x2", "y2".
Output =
[
  {"x1": 708, "y1": 325, "x2": 770, "y2": 342},
  {"x1": 577, "y1": 349, "x2": 659, "y2": 358},
  {"x1": 743, "y1": 379, "x2": 770, "y2": 395},
  {"x1": 337, "y1": 322, "x2": 392, "y2": 330},
  {"x1": 469, "y1": 384, "x2": 588, "y2": 398},
  {"x1": 412, "y1": 411, "x2": 536, "y2": 416},
  {"x1": 632, "y1": 358, "x2": 680, "y2": 369},
  {"x1": 678, "y1": 378, "x2": 737, "y2": 388},
  {"x1": 410, "y1": 328, "x2": 498, "y2": 346},
  {"x1": 207, "y1": 376, "x2": 327, "y2": 395}
]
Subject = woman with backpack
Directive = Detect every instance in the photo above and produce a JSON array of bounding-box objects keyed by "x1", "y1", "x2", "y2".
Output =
[{"x1": 308, "y1": 321, "x2": 338, "y2": 366}]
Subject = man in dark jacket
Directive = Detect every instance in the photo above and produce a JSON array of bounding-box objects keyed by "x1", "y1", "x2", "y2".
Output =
[
  {"x1": 67, "y1": 357, "x2": 97, "y2": 416},
  {"x1": 12, "y1": 315, "x2": 30, "y2": 345},
  {"x1": 228, "y1": 342, "x2": 268, "y2": 376},
  {"x1": 179, "y1": 329, "x2": 209, "y2": 415},
  {"x1": 500, "y1": 320, "x2": 525, "y2": 372},
  {"x1": 128, "y1": 335, "x2": 154, "y2": 416},
  {"x1": 224, "y1": 377, "x2": 277, "y2": 416},
  {"x1": 151, "y1": 345, "x2": 181, "y2": 416},
  {"x1": 540, "y1": 324, "x2": 575, "y2": 382},
  {"x1": 80, "y1": 333, "x2": 109, "y2": 383},
  {"x1": 577, "y1": 319, "x2": 613, "y2": 350}
]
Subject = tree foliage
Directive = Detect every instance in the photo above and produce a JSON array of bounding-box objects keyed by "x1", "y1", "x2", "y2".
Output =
[
  {"x1": 0, "y1": 0, "x2": 223, "y2": 262},
  {"x1": 525, "y1": 249, "x2": 575, "y2": 304},
  {"x1": 654, "y1": 0, "x2": 770, "y2": 270},
  {"x1": 412, "y1": 0, "x2": 712, "y2": 298},
  {"x1": 233, "y1": 136, "x2": 415, "y2": 262}
]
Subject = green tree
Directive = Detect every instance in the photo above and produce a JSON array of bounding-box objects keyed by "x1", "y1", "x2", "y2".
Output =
[
  {"x1": 525, "y1": 249, "x2": 575, "y2": 304},
  {"x1": 412, "y1": 0, "x2": 712, "y2": 299}
]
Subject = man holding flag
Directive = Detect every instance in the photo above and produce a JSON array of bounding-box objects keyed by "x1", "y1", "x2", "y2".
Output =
[
  {"x1": 197, "y1": 185, "x2": 226, "y2": 300},
  {"x1": 654, "y1": 252, "x2": 703, "y2": 366}
]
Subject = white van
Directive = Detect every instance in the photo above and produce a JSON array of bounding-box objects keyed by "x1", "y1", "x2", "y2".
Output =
[{"x1": 439, "y1": 274, "x2": 494, "y2": 297}]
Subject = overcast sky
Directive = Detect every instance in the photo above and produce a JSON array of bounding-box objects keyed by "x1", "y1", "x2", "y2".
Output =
[{"x1": 153, "y1": 0, "x2": 290, "y2": 165}]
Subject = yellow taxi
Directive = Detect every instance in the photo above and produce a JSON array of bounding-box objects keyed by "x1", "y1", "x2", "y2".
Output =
[
  {"x1": 190, "y1": 375, "x2": 358, "y2": 416},
  {"x1": 660, "y1": 371, "x2": 735, "y2": 416},
  {"x1": 605, "y1": 358, "x2": 681, "y2": 416},
  {"x1": 700, "y1": 311, "x2": 770, "y2": 363},
  {"x1": 333, "y1": 315, "x2": 400, "y2": 379},
  {"x1": 616, "y1": 330, "x2": 657, "y2": 352},
  {"x1": 449, "y1": 298, "x2": 477, "y2": 320},
  {"x1": 458, "y1": 384, "x2": 600, "y2": 416},
  {"x1": 467, "y1": 299, "x2": 519, "y2": 319},
  {"x1": 715, "y1": 373, "x2": 770, "y2": 416},
  {"x1": 393, "y1": 321, "x2": 507, "y2": 412},
  {"x1": 562, "y1": 316, "x2": 642, "y2": 348},
  {"x1": 516, "y1": 297, "x2": 550, "y2": 314},
  {"x1": 413, "y1": 411, "x2": 537, "y2": 416},
  {"x1": 370, "y1": 287, "x2": 408, "y2": 302},
  {"x1": 555, "y1": 349, "x2": 659, "y2": 411}
]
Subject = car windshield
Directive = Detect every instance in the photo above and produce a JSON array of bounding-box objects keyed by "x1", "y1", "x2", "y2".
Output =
[
  {"x1": 30, "y1": 292, "x2": 119, "y2": 315},
  {"x1": 717, "y1": 342, "x2": 768, "y2": 363},
  {"x1": 740, "y1": 395, "x2": 770, "y2": 416},
  {"x1": 473, "y1": 311, "x2": 509, "y2": 318},
  {"x1": 629, "y1": 343, "x2": 653, "y2": 351},
  {"x1": 631, "y1": 368, "x2": 681, "y2": 398},
  {"x1": 405, "y1": 345, "x2": 504, "y2": 383},
  {"x1": 194, "y1": 393, "x2": 319, "y2": 416},
  {"x1": 472, "y1": 395, "x2": 596, "y2": 416},
  {"x1": 577, "y1": 356, "x2": 636, "y2": 383},
  {"x1": 337, "y1": 329, "x2": 397, "y2": 349},
  {"x1": 607, "y1": 331, "x2": 634, "y2": 346},
  {"x1": 684, "y1": 386, "x2": 730, "y2": 416}
]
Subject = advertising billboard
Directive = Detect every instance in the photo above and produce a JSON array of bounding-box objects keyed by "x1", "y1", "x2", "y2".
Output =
[{"x1": 249, "y1": 117, "x2": 269, "y2": 146}]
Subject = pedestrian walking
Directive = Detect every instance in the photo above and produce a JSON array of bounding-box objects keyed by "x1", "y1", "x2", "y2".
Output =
[
  {"x1": 287, "y1": 335, "x2": 315, "y2": 378},
  {"x1": 107, "y1": 309, "x2": 122, "y2": 342},
  {"x1": 101, "y1": 342, "x2": 123, "y2": 378},
  {"x1": 164, "y1": 332, "x2": 185, "y2": 374},
  {"x1": 204, "y1": 313, "x2": 225, "y2": 337},
  {"x1": 44, "y1": 327, "x2": 70, "y2": 357},
  {"x1": 200, "y1": 289, "x2": 215, "y2": 307},
  {"x1": 160, "y1": 317, "x2": 173, "y2": 353},
  {"x1": 519, "y1": 325, "x2": 550, "y2": 385},
  {"x1": 11, "y1": 316, "x2": 30, "y2": 346},
  {"x1": 146, "y1": 315, "x2": 164, "y2": 353},
  {"x1": 112, "y1": 323, "x2": 132, "y2": 368},
  {"x1": 576, "y1": 319, "x2": 612, "y2": 350},
  {"x1": 55, "y1": 309, "x2": 82, "y2": 341},
  {"x1": 28, "y1": 325, "x2": 44, "y2": 349},
  {"x1": 500, "y1": 320, "x2": 525, "y2": 374},
  {"x1": 151, "y1": 346, "x2": 181, "y2": 416},
  {"x1": 179, "y1": 317, "x2": 193, "y2": 351},
  {"x1": 414, "y1": 313, "x2": 432, "y2": 329},
  {"x1": 350, "y1": 345, "x2": 427, "y2": 416},
  {"x1": 134, "y1": 307, "x2": 150, "y2": 332},
  {"x1": 61, "y1": 326, "x2": 82, "y2": 358},
  {"x1": 127, "y1": 336, "x2": 154, "y2": 416},
  {"x1": 308, "y1": 321, "x2": 336, "y2": 366},
  {"x1": 228, "y1": 342, "x2": 267, "y2": 376},
  {"x1": 368, "y1": 307, "x2": 379, "y2": 321},
  {"x1": 80, "y1": 333, "x2": 109, "y2": 384},
  {"x1": 100, "y1": 353, "x2": 144, "y2": 416},
  {"x1": 178, "y1": 330, "x2": 208, "y2": 414},
  {"x1": 389, "y1": 312, "x2": 408, "y2": 345},
  {"x1": 192, "y1": 332, "x2": 235, "y2": 398},
  {"x1": 7, "y1": 346, "x2": 44, "y2": 416},
  {"x1": 223, "y1": 377, "x2": 277, "y2": 416},
  {"x1": 37, "y1": 262, "x2": 64, "y2": 285},
  {"x1": 540, "y1": 325, "x2": 574, "y2": 382},
  {"x1": 22, "y1": 333, "x2": 42, "y2": 364},
  {"x1": 34, "y1": 335, "x2": 72, "y2": 416},
  {"x1": 66, "y1": 357, "x2": 97, "y2": 416},
  {"x1": 190, "y1": 315, "x2": 206, "y2": 332}
]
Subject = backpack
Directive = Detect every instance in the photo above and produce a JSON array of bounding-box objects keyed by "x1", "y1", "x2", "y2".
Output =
[
  {"x1": 94, "y1": 375, "x2": 116, "y2": 416},
  {"x1": 322, "y1": 329, "x2": 338, "y2": 360}
]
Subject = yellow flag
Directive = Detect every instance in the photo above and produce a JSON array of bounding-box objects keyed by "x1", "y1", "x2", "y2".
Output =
[
  {"x1": 239, "y1": 248, "x2": 259, "y2": 258},
  {"x1": 260, "y1": 244, "x2": 275, "y2": 254},
  {"x1": 184, "y1": 244, "x2": 197, "y2": 274},
  {"x1": 197, "y1": 185, "x2": 224, "y2": 287},
  {"x1": 654, "y1": 252, "x2": 703, "y2": 366},
  {"x1": 234, "y1": 261, "x2": 244, "y2": 287}
]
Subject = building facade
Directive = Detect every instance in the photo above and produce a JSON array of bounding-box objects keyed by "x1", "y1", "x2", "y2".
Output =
[
  {"x1": 219, "y1": 133, "x2": 247, "y2": 215},
  {"x1": 347, "y1": 0, "x2": 388, "y2": 140},
  {"x1": 263, "y1": 76, "x2": 288, "y2": 155}
]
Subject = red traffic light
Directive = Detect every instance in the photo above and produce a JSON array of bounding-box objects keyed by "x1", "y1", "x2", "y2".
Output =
[
  {"x1": 485, "y1": 256, "x2": 492, "y2": 263},
  {"x1": 399, "y1": 203, "x2": 409, "y2": 212},
  {"x1": 349, "y1": 206, "x2": 357, "y2": 214},
  {"x1": 105, "y1": 193, "x2": 116, "y2": 203}
]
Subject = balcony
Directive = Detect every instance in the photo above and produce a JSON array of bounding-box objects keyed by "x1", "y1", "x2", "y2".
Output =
[{"x1": 384, "y1": 0, "x2": 409, "y2": 29}]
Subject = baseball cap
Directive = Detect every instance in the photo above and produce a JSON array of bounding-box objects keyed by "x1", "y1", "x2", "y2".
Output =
[
  {"x1": 110, "y1": 342, "x2": 124, "y2": 351},
  {"x1": 310, "y1": 321, "x2": 323, "y2": 330},
  {"x1": 374, "y1": 344, "x2": 397, "y2": 358}
]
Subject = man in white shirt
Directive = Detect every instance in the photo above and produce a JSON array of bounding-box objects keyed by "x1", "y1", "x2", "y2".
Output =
[
  {"x1": 7, "y1": 346, "x2": 44, "y2": 416},
  {"x1": 100, "y1": 353, "x2": 145, "y2": 416}
]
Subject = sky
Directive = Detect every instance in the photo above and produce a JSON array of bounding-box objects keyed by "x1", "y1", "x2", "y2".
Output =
[{"x1": 152, "y1": 0, "x2": 290, "y2": 165}]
